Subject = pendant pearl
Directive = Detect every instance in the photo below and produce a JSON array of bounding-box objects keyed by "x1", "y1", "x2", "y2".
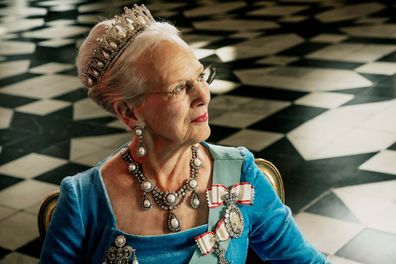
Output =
[
  {"x1": 168, "y1": 213, "x2": 181, "y2": 231},
  {"x1": 171, "y1": 218, "x2": 179, "y2": 229},
  {"x1": 143, "y1": 199, "x2": 151, "y2": 208},
  {"x1": 192, "y1": 197, "x2": 200, "y2": 207}
]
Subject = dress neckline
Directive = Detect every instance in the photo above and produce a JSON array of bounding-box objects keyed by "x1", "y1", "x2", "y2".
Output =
[{"x1": 96, "y1": 142, "x2": 213, "y2": 238}]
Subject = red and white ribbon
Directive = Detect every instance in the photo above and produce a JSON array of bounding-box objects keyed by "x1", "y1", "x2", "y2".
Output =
[
  {"x1": 206, "y1": 182, "x2": 254, "y2": 208},
  {"x1": 195, "y1": 218, "x2": 230, "y2": 255}
]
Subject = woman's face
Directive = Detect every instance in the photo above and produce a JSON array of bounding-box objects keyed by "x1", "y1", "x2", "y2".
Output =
[{"x1": 134, "y1": 40, "x2": 211, "y2": 147}]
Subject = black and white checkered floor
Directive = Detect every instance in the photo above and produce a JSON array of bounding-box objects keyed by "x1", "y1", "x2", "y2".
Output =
[{"x1": 1, "y1": 0, "x2": 396, "y2": 263}]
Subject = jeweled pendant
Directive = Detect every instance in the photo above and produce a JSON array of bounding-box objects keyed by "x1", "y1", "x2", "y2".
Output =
[
  {"x1": 168, "y1": 212, "x2": 181, "y2": 232},
  {"x1": 191, "y1": 191, "x2": 200, "y2": 209},
  {"x1": 142, "y1": 193, "x2": 152, "y2": 210},
  {"x1": 224, "y1": 204, "x2": 244, "y2": 238}
]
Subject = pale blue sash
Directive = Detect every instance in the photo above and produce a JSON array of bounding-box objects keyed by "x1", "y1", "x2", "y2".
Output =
[{"x1": 189, "y1": 144, "x2": 243, "y2": 263}]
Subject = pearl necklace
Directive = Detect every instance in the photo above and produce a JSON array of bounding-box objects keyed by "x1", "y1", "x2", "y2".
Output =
[{"x1": 119, "y1": 144, "x2": 202, "y2": 232}]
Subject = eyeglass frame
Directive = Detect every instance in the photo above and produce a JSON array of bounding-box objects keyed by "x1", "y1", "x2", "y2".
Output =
[{"x1": 142, "y1": 65, "x2": 216, "y2": 100}]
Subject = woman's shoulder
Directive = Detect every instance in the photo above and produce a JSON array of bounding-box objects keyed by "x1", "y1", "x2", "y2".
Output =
[
  {"x1": 202, "y1": 142, "x2": 253, "y2": 161},
  {"x1": 60, "y1": 165, "x2": 103, "y2": 197}
]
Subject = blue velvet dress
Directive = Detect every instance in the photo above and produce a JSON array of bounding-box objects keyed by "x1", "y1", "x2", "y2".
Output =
[{"x1": 40, "y1": 143, "x2": 329, "y2": 263}]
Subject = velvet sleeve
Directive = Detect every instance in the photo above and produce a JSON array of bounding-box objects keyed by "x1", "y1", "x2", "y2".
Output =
[
  {"x1": 239, "y1": 148, "x2": 330, "y2": 264},
  {"x1": 40, "y1": 176, "x2": 85, "y2": 263}
]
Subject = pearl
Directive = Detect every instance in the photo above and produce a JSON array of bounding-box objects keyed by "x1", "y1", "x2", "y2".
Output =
[
  {"x1": 193, "y1": 158, "x2": 202, "y2": 167},
  {"x1": 142, "y1": 181, "x2": 152, "y2": 191},
  {"x1": 171, "y1": 218, "x2": 179, "y2": 229},
  {"x1": 137, "y1": 146, "x2": 146, "y2": 157},
  {"x1": 168, "y1": 213, "x2": 181, "y2": 231},
  {"x1": 143, "y1": 199, "x2": 151, "y2": 208},
  {"x1": 189, "y1": 179, "x2": 197, "y2": 189},
  {"x1": 166, "y1": 193, "x2": 176, "y2": 204},
  {"x1": 191, "y1": 192, "x2": 200, "y2": 209},
  {"x1": 192, "y1": 197, "x2": 200, "y2": 207},
  {"x1": 128, "y1": 163, "x2": 137, "y2": 172},
  {"x1": 134, "y1": 127, "x2": 143, "y2": 136}
]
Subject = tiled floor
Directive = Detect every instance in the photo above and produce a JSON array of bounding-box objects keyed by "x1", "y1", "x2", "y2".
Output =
[{"x1": 1, "y1": 0, "x2": 396, "y2": 263}]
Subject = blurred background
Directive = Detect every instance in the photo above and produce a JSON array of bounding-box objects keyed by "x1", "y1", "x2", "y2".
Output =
[{"x1": 0, "y1": 0, "x2": 396, "y2": 263}]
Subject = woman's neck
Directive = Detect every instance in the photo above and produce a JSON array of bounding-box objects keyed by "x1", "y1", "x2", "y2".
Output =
[{"x1": 129, "y1": 138, "x2": 197, "y2": 191}]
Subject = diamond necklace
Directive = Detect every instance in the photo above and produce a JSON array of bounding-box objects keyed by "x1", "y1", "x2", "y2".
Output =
[{"x1": 119, "y1": 144, "x2": 202, "y2": 232}]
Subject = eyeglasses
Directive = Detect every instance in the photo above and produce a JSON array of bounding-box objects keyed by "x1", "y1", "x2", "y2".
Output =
[{"x1": 144, "y1": 65, "x2": 216, "y2": 102}]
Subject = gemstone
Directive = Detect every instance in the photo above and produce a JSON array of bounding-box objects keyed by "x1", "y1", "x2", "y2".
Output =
[
  {"x1": 191, "y1": 192, "x2": 200, "y2": 209},
  {"x1": 188, "y1": 179, "x2": 197, "y2": 189},
  {"x1": 128, "y1": 163, "x2": 137, "y2": 172},
  {"x1": 142, "y1": 193, "x2": 151, "y2": 209},
  {"x1": 193, "y1": 158, "x2": 202, "y2": 167},
  {"x1": 102, "y1": 50, "x2": 110, "y2": 59},
  {"x1": 115, "y1": 235, "x2": 126, "y2": 247},
  {"x1": 168, "y1": 212, "x2": 180, "y2": 231},
  {"x1": 142, "y1": 180, "x2": 152, "y2": 191},
  {"x1": 97, "y1": 60, "x2": 104, "y2": 68},
  {"x1": 109, "y1": 41, "x2": 118, "y2": 49},
  {"x1": 166, "y1": 193, "x2": 177, "y2": 204}
]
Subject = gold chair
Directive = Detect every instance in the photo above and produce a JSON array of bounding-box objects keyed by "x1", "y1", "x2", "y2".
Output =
[
  {"x1": 254, "y1": 158, "x2": 285, "y2": 203},
  {"x1": 37, "y1": 158, "x2": 285, "y2": 242}
]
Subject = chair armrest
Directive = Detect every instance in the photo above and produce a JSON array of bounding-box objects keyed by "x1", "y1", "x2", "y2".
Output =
[
  {"x1": 37, "y1": 190, "x2": 60, "y2": 243},
  {"x1": 255, "y1": 158, "x2": 285, "y2": 203}
]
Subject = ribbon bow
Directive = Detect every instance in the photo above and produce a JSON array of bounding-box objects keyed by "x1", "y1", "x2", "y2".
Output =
[
  {"x1": 195, "y1": 218, "x2": 230, "y2": 255},
  {"x1": 206, "y1": 182, "x2": 254, "y2": 208}
]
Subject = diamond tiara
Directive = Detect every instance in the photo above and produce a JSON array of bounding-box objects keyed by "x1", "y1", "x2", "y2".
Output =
[{"x1": 80, "y1": 4, "x2": 155, "y2": 88}]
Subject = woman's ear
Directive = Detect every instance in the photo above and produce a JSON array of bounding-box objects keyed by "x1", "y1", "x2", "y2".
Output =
[{"x1": 113, "y1": 101, "x2": 139, "y2": 130}]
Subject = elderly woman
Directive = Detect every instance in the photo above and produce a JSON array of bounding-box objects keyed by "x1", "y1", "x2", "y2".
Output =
[{"x1": 40, "y1": 4, "x2": 329, "y2": 264}]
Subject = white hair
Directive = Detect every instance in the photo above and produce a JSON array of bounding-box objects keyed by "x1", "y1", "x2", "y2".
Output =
[{"x1": 76, "y1": 21, "x2": 188, "y2": 115}]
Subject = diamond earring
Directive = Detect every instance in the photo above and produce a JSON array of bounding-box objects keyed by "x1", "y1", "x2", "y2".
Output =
[{"x1": 133, "y1": 126, "x2": 147, "y2": 157}]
